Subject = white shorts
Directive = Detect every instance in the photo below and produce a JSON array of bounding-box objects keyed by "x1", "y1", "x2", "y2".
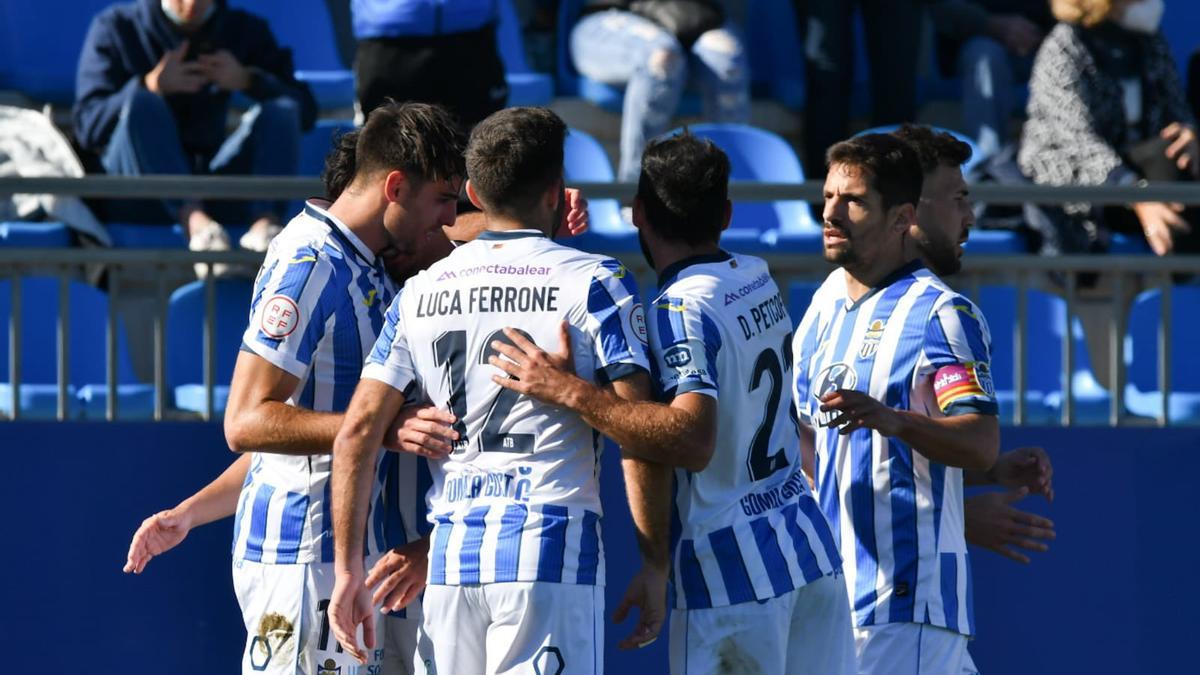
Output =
[
  {"x1": 381, "y1": 603, "x2": 423, "y2": 675},
  {"x1": 669, "y1": 572, "x2": 855, "y2": 675},
  {"x1": 854, "y1": 623, "x2": 978, "y2": 675},
  {"x1": 232, "y1": 557, "x2": 384, "y2": 675},
  {"x1": 417, "y1": 583, "x2": 604, "y2": 675}
]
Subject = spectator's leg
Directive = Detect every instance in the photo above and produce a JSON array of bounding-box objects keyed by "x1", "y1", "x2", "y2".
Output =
[
  {"x1": 959, "y1": 36, "x2": 1015, "y2": 159},
  {"x1": 690, "y1": 25, "x2": 751, "y2": 125},
  {"x1": 571, "y1": 11, "x2": 687, "y2": 181},
  {"x1": 355, "y1": 37, "x2": 438, "y2": 123},
  {"x1": 800, "y1": 0, "x2": 854, "y2": 175},
  {"x1": 861, "y1": 0, "x2": 921, "y2": 127},
  {"x1": 433, "y1": 26, "x2": 508, "y2": 131},
  {"x1": 100, "y1": 86, "x2": 191, "y2": 223}
]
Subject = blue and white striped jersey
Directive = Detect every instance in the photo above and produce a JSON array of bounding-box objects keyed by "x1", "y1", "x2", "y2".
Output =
[
  {"x1": 650, "y1": 252, "x2": 841, "y2": 610},
  {"x1": 362, "y1": 229, "x2": 651, "y2": 587},
  {"x1": 792, "y1": 262, "x2": 998, "y2": 637},
  {"x1": 231, "y1": 201, "x2": 396, "y2": 565}
]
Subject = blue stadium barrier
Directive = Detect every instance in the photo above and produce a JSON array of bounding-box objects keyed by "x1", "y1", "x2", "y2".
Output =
[
  {"x1": 497, "y1": 0, "x2": 554, "y2": 106},
  {"x1": 166, "y1": 279, "x2": 254, "y2": 416},
  {"x1": 106, "y1": 223, "x2": 251, "y2": 249},
  {"x1": 745, "y1": 0, "x2": 806, "y2": 108},
  {"x1": 0, "y1": 276, "x2": 150, "y2": 419},
  {"x1": 1124, "y1": 283, "x2": 1200, "y2": 422},
  {"x1": 0, "y1": 221, "x2": 73, "y2": 247}
]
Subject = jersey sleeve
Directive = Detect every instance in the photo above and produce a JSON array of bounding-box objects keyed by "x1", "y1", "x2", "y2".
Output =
[
  {"x1": 361, "y1": 288, "x2": 417, "y2": 396},
  {"x1": 917, "y1": 296, "x2": 999, "y2": 417},
  {"x1": 790, "y1": 301, "x2": 823, "y2": 426},
  {"x1": 650, "y1": 294, "x2": 721, "y2": 400},
  {"x1": 241, "y1": 244, "x2": 341, "y2": 378},
  {"x1": 584, "y1": 259, "x2": 651, "y2": 384}
]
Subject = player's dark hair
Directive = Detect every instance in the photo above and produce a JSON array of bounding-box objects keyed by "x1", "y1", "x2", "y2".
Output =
[
  {"x1": 321, "y1": 128, "x2": 359, "y2": 200},
  {"x1": 354, "y1": 101, "x2": 466, "y2": 185},
  {"x1": 890, "y1": 124, "x2": 973, "y2": 176},
  {"x1": 465, "y1": 107, "x2": 566, "y2": 221},
  {"x1": 826, "y1": 133, "x2": 923, "y2": 212},
  {"x1": 636, "y1": 132, "x2": 730, "y2": 245}
]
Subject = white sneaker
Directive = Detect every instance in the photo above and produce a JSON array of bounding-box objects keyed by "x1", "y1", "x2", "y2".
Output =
[
  {"x1": 189, "y1": 219, "x2": 231, "y2": 279},
  {"x1": 239, "y1": 221, "x2": 283, "y2": 252}
]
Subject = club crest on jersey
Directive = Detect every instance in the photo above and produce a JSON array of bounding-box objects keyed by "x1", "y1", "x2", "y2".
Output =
[
  {"x1": 260, "y1": 295, "x2": 300, "y2": 338},
  {"x1": 317, "y1": 659, "x2": 341, "y2": 675},
  {"x1": 630, "y1": 303, "x2": 648, "y2": 344},
  {"x1": 858, "y1": 319, "x2": 886, "y2": 359},
  {"x1": 664, "y1": 345, "x2": 692, "y2": 368}
]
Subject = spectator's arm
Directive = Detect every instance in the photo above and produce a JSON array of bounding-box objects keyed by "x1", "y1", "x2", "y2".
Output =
[
  {"x1": 240, "y1": 16, "x2": 318, "y2": 131},
  {"x1": 927, "y1": 0, "x2": 991, "y2": 41},
  {"x1": 72, "y1": 12, "x2": 142, "y2": 152},
  {"x1": 1149, "y1": 34, "x2": 1197, "y2": 129}
]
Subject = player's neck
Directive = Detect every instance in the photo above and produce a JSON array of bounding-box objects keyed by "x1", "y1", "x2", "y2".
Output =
[
  {"x1": 650, "y1": 240, "x2": 723, "y2": 276},
  {"x1": 842, "y1": 255, "x2": 918, "y2": 302},
  {"x1": 325, "y1": 193, "x2": 390, "y2": 255},
  {"x1": 483, "y1": 212, "x2": 550, "y2": 236}
]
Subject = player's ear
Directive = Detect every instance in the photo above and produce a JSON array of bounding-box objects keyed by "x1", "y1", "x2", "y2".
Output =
[
  {"x1": 464, "y1": 179, "x2": 485, "y2": 210},
  {"x1": 383, "y1": 170, "x2": 407, "y2": 204},
  {"x1": 631, "y1": 196, "x2": 646, "y2": 230},
  {"x1": 890, "y1": 202, "x2": 916, "y2": 234},
  {"x1": 721, "y1": 199, "x2": 732, "y2": 232}
]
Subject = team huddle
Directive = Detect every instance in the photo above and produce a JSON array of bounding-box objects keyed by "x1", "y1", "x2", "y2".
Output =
[{"x1": 124, "y1": 103, "x2": 1053, "y2": 675}]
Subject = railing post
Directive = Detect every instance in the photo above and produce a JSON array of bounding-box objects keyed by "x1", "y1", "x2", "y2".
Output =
[
  {"x1": 154, "y1": 267, "x2": 167, "y2": 422},
  {"x1": 9, "y1": 273, "x2": 20, "y2": 420},
  {"x1": 1061, "y1": 271, "x2": 1075, "y2": 426},
  {"x1": 1014, "y1": 272, "x2": 1026, "y2": 426},
  {"x1": 106, "y1": 266, "x2": 119, "y2": 421},
  {"x1": 1159, "y1": 275, "x2": 1172, "y2": 427},
  {"x1": 57, "y1": 271, "x2": 70, "y2": 421}
]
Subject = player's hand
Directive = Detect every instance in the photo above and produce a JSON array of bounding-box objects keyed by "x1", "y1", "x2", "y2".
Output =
[
  {"x1": 328, "y1": 572, "x2": 376, "y2": 665},
  {"x1": 557, "y1": 188, "x2": 590, "y2": 238},
  {"x1": 488, "y1": 321, "x2": 579, "y2": 407},
  {"x1": 1161, "y1": 122, "x2": 1200, "y2": 178},
  {"x1": 383, "y1": 405, "x2": 458, "y2": 459},
  {"x1": 123, "y1": 507, "x2": 194, "y2": 574},
  {"x1": 613, "y1": 565, "x2": 668, "y2": 650},
  {"x1": 197, "y1": 50, "x2": 252, "y2": 92},
  {"x1": 988, "y1": 447, "x2": 1054, "y2": 502},
  {"x1": 819, "y1": 389, "x2": 902, "y2": 436},
  {"x1": 144, "y1": 41, "x2": 207, "y2": 95},
  {"x1": 965, "y1": 488, "x2": 1055, "y2": 564},
  {"x1": 366, "y1": 538, "x2": 430, "y2": 613}
]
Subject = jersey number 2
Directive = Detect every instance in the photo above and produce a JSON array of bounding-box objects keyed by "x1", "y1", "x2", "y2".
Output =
[
  {"x1": 434, "y1": 329, "x2": 535, "y2": 453},
  {"x1": 746, "y1": 333, "x2": 792, "y2": 482}
]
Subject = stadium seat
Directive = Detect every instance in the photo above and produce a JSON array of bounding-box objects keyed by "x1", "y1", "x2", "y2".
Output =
[
  {"x1": 1123, "y1": 283, "x2": 1200, "y2": 423},
  {"x1": 745, "y1": 0, "x2": 806, "y2": 108},
  {"x1": 0, "y1": 0, "x2": 114, "y2": 104},
  {"x1": 562, "y1": 127, "x2": 645, "y2": 255},
  {"x1": 300, "y1": 119, "x2": 355, "y2": 178},
  {"x1": 854, "y1": 124, "x2": 986, "y2": 177},
  {"x1": 0, "y1": 276, "x2": 151, "y2": 419},
  {"x1": 497, "y1": 0, "x2": 554, "y2": 106},
  {"x1": 165, "y1": 278, "x2": 254, "y2": 416},
  {"x1": 0, "y1": 222, "x2": 73, "y2": 247}
]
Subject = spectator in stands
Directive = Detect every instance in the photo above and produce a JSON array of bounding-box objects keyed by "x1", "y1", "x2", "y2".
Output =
[
  {"x1": 797, "y1": 0, "x2": 924, "y2": 176},
  {"x1": 73, "y1": 0, "x2": 316, "y2": 265},
  {"x1": 1019, "y1": 0, "x2": 1200, "y2": 256},
  {"x1": 928, "y1": 1, "x2": 1055, "y2": 160},
  {"x1": 569, "y1": 1, "x2": 750, "y2": 181},
  {"x1": 352, "y1": 0, "x2": 508, "y2": 130}
]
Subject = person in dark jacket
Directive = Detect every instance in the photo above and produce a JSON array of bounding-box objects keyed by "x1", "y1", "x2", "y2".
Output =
[{"x1": 73, "y1": 0, "x2": 317, "y2": 266}]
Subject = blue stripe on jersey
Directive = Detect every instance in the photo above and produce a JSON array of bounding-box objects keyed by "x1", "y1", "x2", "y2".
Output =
[
  {"x1": 946, "y1": 296, "x2": 989, "y2": 362},
  {"x1": 749, "y1": 516, "x2": 794, "y2": 596},
  {"x1": 250, "y1": 258, "x2": 279, "y2": 317},
  {"x1": 537, "y1": 504, "x2": 569, "y2": 583},
  {"x1": 368, "y1": 292, "x2": 403, "y2": 366},
  {"x1": 321, "y1": 478, "x2": 334, "y2": 562},
  {"x1": 416, "y1": 459, "x2": 434, "y2": 537},
  {"x1": 256, "y1": 247, "x2": 317, "y2": 350},
  {"x1": 231, "y1": 487, "x2": 252, "y2": 556},
  {"x1": 332, "y1": 291, "x2": 364, "y2": 411},
  {"x1": 599, "y1": 259, "x2": 639, "y2": 299},
  {"x1": 940, "y1": 553, "x2": 959, "y2": 634},
  {"x1": 430, "y1": 514, "x2": 453, "y2": 585},
  {"x1": 797, "y1": 497, "x2": 841, "y2": 571},
  {"x1": 275, "y1": 491, "x2": 310, "y2": 564},
  {"x1": 931, "y1": 462, "x2": 946, "y2": 546},
  {"x1": 781, "y1": 504, "x2": 823, "y2": 584},
  {"x1": 794, "y1": 316, "x2": 822, "y2": 408},
  {"x1": 244, "y1": 484, "x2": 276, "y2": 563},
  {"x1": 457, "y1": 506, "x2": 490, "y2": 585},
  {"x1": 965, "y1": 555, "x2": 975, "y2": 634},
  {"x1": 371, "y1": 474, "x2": 387, "y2": 556},
  {"x1": 709, "y1": 527, "x2": 755, "y2": 605},
  {"x1": 578, "y1": 511, "x2": 601, "y2": 585},
  {"x1": 655, "y1": 296, "x2": 685, "y2": 349},
  {"x1": 678, "y1": 539, "x2": 712, "y2": 608},
  {"x1": 494, "y1": 504, "x2": 527, "y2": 582},
  {"x1": 382, "y1": 455, "x2": 407, "y2": 549},
  {"x1": 588, "y1": 276, "x2": 634, "y2": 367},
  {"x1": 699, "y1": 311, "x2": 722, "y2": 390}
]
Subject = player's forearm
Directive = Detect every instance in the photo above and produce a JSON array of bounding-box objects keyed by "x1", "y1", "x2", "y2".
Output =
[
  {"x1": 799, "y1": 421, "x2": 816, "y2": 486},
  {"x1": 621, "y1": 457, "x2": 673, "y2": 570},
  {"x1": 176, "y1": 454, "x2": 251, "y2": 527},
  {"x1": 963, "y1": 467, "x2": 995, "y2": 486},
  {"x1": 565, "y1": 381, "x2": 711, "y2": 470},
  {"x1": 226, "y1": 400, "x2": 343, "y2": 455},
  {"x1": 894, "y1": 411, "x2": 999, "y2": 470}
]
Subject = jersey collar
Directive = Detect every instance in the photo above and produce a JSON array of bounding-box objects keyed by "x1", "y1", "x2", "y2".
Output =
[
  {"x1": 657, "y1": 251, "x2": 733, "y2": 288},
  {"x1": 477, "y1": 229, "x2": 547, "y2": 241},
  {"x1": 303, "y1": 200, "x2": 377, "y2": 266},
  {"x1": 841, "y1": 259, "x2": 925, "y2": 312}
]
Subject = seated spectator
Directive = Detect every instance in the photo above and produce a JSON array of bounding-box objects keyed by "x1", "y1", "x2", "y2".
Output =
[
  {"x1": 73, "y1": 0, "x2": 317, "y2": 269},
  {"x1": 569, "y1": 0, "x2": 749, "y2": 181},
  {"x1": 929, "y1": 0, "x2": 1055, "y2": 160},
  {"x1": 352, "y1": 0, "x2": 508, "y2": 130},
  {"x1": 1019, "y1": 0, "x2": 1199, "y2": 256}
]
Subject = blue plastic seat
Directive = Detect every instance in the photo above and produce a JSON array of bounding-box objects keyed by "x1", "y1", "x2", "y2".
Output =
[
  {"x1": 0, "y1": 0, "x2": 114, "y2": 104},
  {"x1": 563, "y1": 127, "x2": 641, "y2": 254},
  {"x1": 0, "y1": 222, "x2": 72, "y2": 247},
  {"x1": 497, "y1": 0, "x2": 553, "y2": 106},
  {"x1": 0, "y1": 276, "x2": 151, "y2": 419},
  {"x1": 745, "y1": 0, "x2": 806, "y2": 108},
  {"x1": 166, "y1": 278, "x2": 254, "y2": 415},
  {"x1": 1124, "y1": 284, "x2": 1200, "y2": 423},
  {"x1": 300, "y1": 119, "x2": 356, "y2": 178}
]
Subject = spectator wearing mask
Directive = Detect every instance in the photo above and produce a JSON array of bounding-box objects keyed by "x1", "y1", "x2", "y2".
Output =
[
  {"x1": 569, "y1": 0, "x2": 750, "y2": 182},
  {"x1": 1019, "y1": 0, "x2": 1199, "y2": 256},
  {"x1": 74, "y1": 0, "x2": 317, "y2": 268}
]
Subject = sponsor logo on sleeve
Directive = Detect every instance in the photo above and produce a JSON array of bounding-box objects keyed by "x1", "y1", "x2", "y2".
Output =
[
  {"x1": 663, "y1": 345, "x2": 692, "y2": 368},
  {"x1": 261, "y1": 295, "x2": 300, "y2": 338}
]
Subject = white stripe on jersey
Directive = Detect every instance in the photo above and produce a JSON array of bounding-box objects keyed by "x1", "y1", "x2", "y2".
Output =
[
  {"x1": 650, "y1": 253, "x2": 841, "y2": 610},
  {"x1": 792, "y1": 262, "x2": 994, "y2": 637},
  {"x1": 231, "y1": 200, "x2": 396, "y2": 565},
  {"x1": 363, "y1": 229, "x2": 649, "y2": 586}
]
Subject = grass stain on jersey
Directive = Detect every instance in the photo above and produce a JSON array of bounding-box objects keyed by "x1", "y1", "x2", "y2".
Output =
[{"x1": 257, "y1": 612, "x2": 294, "y2": 647}]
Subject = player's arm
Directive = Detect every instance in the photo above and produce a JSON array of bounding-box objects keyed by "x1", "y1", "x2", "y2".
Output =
[
  {"x1": 964, "y1": 446, "x2": 1054, "y2": 501},
  {"x1": 123, "y1": 453, "x2": 250, "y2": 574},
  {"x1": 965, "y1": 488, "x2": 1056, "y2": 564},
  {"x1": 224, "y1": 350, "x2": 342, "y2": 455},
  {"x1": 798, "y1": 419, "x2": 816, "y2": 487}
]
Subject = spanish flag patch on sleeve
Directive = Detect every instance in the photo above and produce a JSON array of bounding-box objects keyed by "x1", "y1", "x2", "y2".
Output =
[{"x1": 932, "y1": 361, "x2": 996, "y2": 412}]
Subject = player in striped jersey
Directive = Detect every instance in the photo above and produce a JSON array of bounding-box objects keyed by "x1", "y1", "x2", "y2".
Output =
[
  {"x1": 329, "y1": 107, "x2": 651, "y2": 675},
  {"x1": 792, "y1": 133, "x2": 1001, "y2": 674},
  {"x1": 483, "y1": 133, "x2": 855, "y2": 674}
]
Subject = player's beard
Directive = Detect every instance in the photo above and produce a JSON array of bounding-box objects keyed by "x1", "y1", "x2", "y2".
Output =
[
  {"x1": 637, "y1": 230, "x2": 655, "y2": 269},
  {"x1": 916, "y1": 234, "x2": 962, "y2": 276}
]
